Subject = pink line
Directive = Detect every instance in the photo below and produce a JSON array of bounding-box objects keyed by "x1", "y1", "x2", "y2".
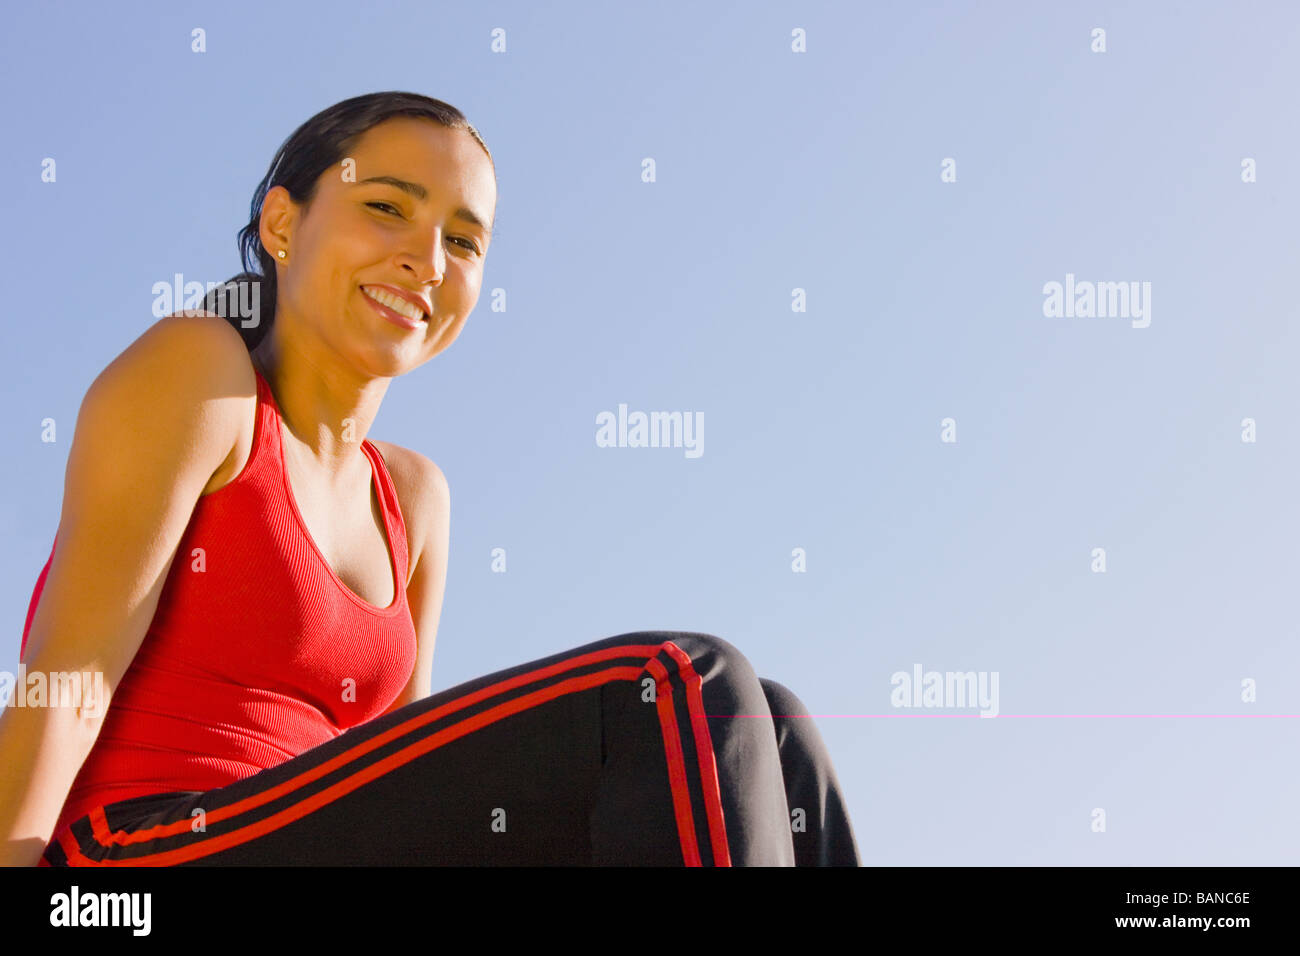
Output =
[{"x1": 710, "y1": 713, "x2": 1300, "y2": 718}]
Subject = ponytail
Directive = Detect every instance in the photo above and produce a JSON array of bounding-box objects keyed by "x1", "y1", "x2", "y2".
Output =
[{"x1": 203, "y1": 270, "x2": 274, "y2": 351}]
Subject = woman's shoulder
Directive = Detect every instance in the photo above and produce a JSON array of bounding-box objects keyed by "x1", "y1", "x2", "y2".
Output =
[
  {"x1": 54, "y1": 309, "x2": 257, "y2": 517},
  {"x1": 367, "y1": 440, "x2": 448, "y2": 512},
  {"x1": 137, "y1": 308, "x2": 253, "y2": 356},
  {"x1": 88, "y1": 310, "x2": 256, "y2": 424},
  {"x1": 367, "y1": 440, "x2": 449, "y2": 577},
  {"x1": 114, "y1": 310, "x2": 259, "y2": 496},
  {"x1": 98, "y1": 310, "x2": 256, "y2": 398}
]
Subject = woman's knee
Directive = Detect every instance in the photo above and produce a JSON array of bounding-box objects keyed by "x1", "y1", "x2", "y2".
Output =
[
  {"x1": 758, "y1": 678, "x2": 835, "y2": 769},
  {"x1": 663, "y1": 631, "x2": 751, "y2": 667},
  {"x1": 622, "y1": 630, "x2": 766, "y2": 707},
  {"x1": 758, "y1": 678, "x2": 810, "y2": 720}
]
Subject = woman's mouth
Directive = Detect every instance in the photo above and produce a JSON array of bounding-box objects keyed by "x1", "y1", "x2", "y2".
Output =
[{"x1": 361, "y1": 285, "x2": 426, "y2": 330}]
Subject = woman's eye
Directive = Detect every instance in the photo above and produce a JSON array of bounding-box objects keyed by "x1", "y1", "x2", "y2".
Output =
[{"x1": 369, "y1": 202, "x2": 478, "y2": 254}]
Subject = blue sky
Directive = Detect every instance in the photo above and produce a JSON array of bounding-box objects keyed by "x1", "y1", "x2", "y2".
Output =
[{"x1": 3, "y1": 0, "x2": 1299, "y2": 864}]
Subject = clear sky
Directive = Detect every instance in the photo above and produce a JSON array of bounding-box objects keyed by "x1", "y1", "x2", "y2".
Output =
[{"x1": 2, "y1": 0, "x2": 1298, "y2": 865}]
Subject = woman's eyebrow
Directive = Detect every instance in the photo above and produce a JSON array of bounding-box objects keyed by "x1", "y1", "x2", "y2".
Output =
[
  {"x1": 359, "y1": 174, "x2": 427, "y2": 200},
  {"x1": 357, "y1": 175, "x2": 492, "y2": 237}
]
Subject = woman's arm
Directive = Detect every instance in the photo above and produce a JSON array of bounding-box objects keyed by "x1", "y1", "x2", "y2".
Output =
[
  {"x1": 378, "y1": 449, "x2": 450, "y2": 713},
  {"x1": 0, "y1": 313, "x2": 248, "y2": 866}
]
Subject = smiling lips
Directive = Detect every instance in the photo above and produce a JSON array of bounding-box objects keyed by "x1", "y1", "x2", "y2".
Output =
[{"x1": 361, "y1": 285, "x2": 429, "y2": 329}]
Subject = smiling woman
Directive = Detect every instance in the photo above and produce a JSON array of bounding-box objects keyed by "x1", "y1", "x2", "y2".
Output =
[{"x1": 1, "y1": 91, "x2": 860, "y2": 868}]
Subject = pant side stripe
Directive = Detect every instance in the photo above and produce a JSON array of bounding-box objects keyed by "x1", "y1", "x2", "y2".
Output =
[
  {"x1": 660, "y1": 641, "x2": 732, "y2": 866},
  {"x1": 83, "y1": 644, "x2": 664, "y2": 850},
  {"x1": 72, "y1": 666, "x2": 644, "y2": 865},
  {"x1": 644, "y1": 657, "x2": 702, "y2": 866}
]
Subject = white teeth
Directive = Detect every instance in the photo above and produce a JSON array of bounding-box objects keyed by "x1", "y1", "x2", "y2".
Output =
[{"x1": 363, "y1": 286, "x2": 425, "y2": 322}]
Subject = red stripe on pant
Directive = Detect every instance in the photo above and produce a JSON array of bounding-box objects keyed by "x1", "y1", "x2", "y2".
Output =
[
  {"x1": 55, "y1": 641, "x2": 731, "y2": 866},
  {"x1": 660, "y1": 641, "x2": 730, "y2": 866}
]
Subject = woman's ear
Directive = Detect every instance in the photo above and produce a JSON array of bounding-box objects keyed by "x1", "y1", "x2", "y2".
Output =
[{"x1": 259, "y1": 185, "x2": 296, "y2": 262}]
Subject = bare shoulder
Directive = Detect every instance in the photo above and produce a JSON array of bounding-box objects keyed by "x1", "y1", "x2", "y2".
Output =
[
  {"x1": 368, "y1": 440, "x2": 450, "y2": 578},
  {"x1": 121, "y1": 309, "x2": 251, "y2": 369},
  {"x1": 87, "y1": 309, "x2": 255, "y2": 474},
  {"x1": 368, "y1": 440, "x2": 449, "y2": 511},
  {"x1": 98, "y1": 310, "x2": 256, "y2": 410},
  {"x1": 109, "y1": 311, "x2": 258, "y2": 495}
]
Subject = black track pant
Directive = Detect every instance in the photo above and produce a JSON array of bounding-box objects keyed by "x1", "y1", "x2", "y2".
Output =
[{"x1": 44, "y1": 631, "x2": 860, "y2": 866}]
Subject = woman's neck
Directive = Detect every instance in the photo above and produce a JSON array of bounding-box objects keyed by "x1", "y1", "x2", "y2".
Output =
[{"x1": 250, "y1": 335, "x2": 388, "y2": 483}]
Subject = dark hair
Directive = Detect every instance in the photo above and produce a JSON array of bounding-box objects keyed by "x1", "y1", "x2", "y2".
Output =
[{"x1": 204, "y1": 91, "x2": 493, "y2": 351}]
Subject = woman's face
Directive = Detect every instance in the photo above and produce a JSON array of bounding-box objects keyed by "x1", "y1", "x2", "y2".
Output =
[{"x1": 259, "y1": 116, "x2": 497, "y2": 378}]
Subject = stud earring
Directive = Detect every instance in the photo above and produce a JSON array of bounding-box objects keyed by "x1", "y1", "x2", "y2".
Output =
[{"x1": 277, "y1": 250, "x2": 286, "y2": 259}]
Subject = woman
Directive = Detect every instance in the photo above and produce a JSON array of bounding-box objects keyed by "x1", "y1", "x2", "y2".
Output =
[{"x1": 1, "y1": 91, "x2": 860, "y2": 866}]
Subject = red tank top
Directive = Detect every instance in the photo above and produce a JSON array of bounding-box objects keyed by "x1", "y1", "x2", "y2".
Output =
[{"x1": 20, "y1": 367, "x2": 418, "y2": 843}]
